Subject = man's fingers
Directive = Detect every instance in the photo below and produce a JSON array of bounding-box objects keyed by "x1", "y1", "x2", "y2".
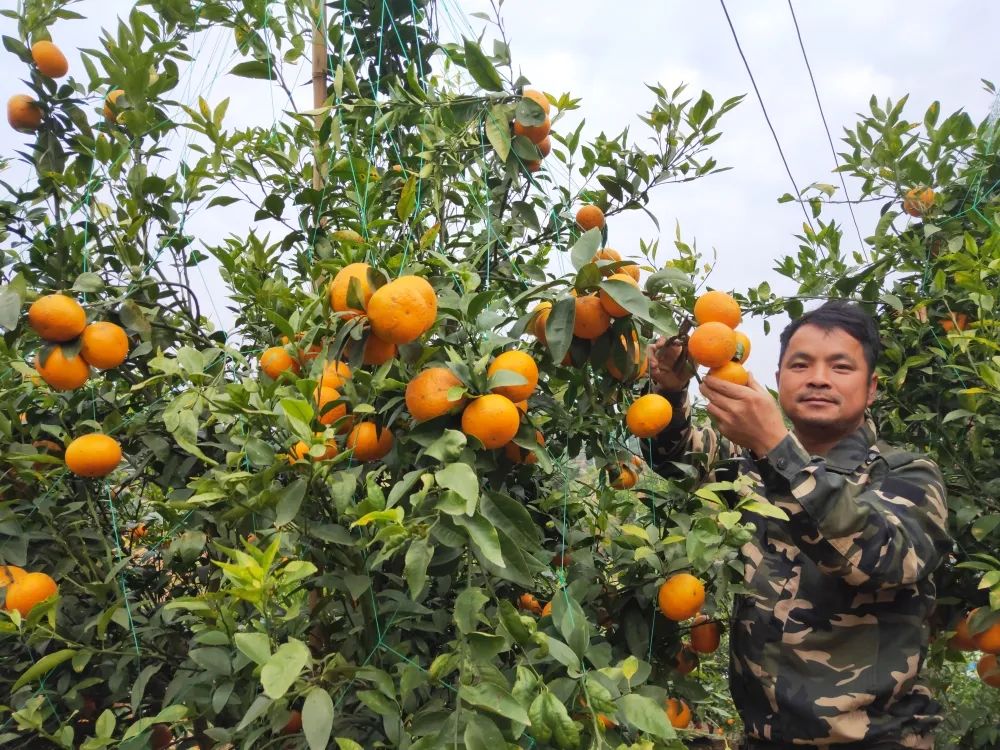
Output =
[{"x1": 703, "y1": 374, "x2": 755, "y2": 399}]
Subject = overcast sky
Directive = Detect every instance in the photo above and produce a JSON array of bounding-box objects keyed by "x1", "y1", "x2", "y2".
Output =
[{"x1": 4, "y1": 0, "x2": 999, "y2": 385}]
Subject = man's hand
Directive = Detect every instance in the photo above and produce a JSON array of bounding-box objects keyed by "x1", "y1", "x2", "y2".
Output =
[
  {"x1": 700, "y1": 372, "x2": 789, "y2": 457},
  {"x1": 649, "y1": 337, "x2": 692, "y2": 392}
]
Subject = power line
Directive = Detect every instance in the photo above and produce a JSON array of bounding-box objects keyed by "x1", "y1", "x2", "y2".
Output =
[
  {"x1": 786, "y1": 0, "x2": 866, "y2": 256},
  {"x1": 717, "y1": 0, "x2": 814, "y2": 230}
]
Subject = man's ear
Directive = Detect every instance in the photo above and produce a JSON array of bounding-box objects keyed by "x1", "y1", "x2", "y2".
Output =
[{"x1": 866, "y1": 371, "x2": 878, "y2": 407}]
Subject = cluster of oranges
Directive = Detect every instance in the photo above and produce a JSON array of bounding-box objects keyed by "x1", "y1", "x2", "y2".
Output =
[
  {"x1": 405, "y1": 349, "x2": 542, "y2": 458},
  {"x1": 512, "y1": 89, "x2": 553, "y2": 173},
  {"x1": 259, "y1": 265, "x2": 439, "y2": 464},
  {"x1": 950, "y1": 609, "x2": 1000, "y2": 688},
  {"x1": 6, "y1": 39, "x2": 68, "y2": 132},
  {"x1": 686, "y1": 290, "x2": 751, "y2": 384},
  {"x1": 24, "y1": 293, "x2": 126, "y2": 479},
  {"x1": 902, "y1": 185, "x2": 935, "y2": 218},
  {"x1": 29, "y1": 293, "x2": 130, "y2": 390},
  {"x1": 0, "y1": 564, "x2": 58, "y2": 618}
]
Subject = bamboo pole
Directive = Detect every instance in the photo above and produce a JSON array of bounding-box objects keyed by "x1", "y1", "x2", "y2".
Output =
[{"x1": 311, "y1": 0, "x2": 327, "y2": 191}]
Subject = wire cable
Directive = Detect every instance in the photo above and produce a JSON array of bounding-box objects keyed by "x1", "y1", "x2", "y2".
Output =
[
  {"x1": 718, "y1": 0, "x2": 814, "y2": 230},
  {"x1": 786, "y1": 0, "x2": 866, "y2": 255}
]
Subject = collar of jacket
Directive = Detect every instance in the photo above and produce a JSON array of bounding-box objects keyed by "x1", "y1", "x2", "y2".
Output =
[{"x1": 806, "y1": 416, "x2": 877, "y2": 472}]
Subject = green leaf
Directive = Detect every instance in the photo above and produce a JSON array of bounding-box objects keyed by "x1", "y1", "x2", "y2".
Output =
[
  {"x1": 229, "y1": 60, "x2": 273, "y2": 79},
  {"x1": 462, "y1": 38, "x2": 504, "y2": 92},
  {"x1": 498, "y1": 600, "x2": 533, "y2": 645},
  {"x1": 404, "y1": 537, "x2": 433, "y2": 598},
  {"x1": 459, "y1": 682, "x2": 530, "y2": 725},
  {"x1": 130, "y1": 664, "x2": 162, "y2": 712},
  {"x1": 599, "y1": 278, "x2": 650, "y2": 317},
  {"x1": 454, "y1": 513, "x2": 505, "y2": 568},
  {"x1": 617, "y1": 694, "x2": 675, "y2": 739},
  {"x1": 464, "y1": 714, "x2": 506, "y2": 750},
  {"x1": 972, "y1": 514, "x2": 1000, "y2": 542},
  {"x1": 739, "y1": 500, "x2": 790, "y2": 521},
  {"x1": 95, "y1": 709, "x2": 115, "y2": 739},
  {"x1": 72, "y1": 272, "x2": 105, "y2": 293},
  {"x1": 434, "y1": 463, "x2": 479, "y2": 506},
  {"x1": 0, "y1": 285, "x2": 23, "y2": 331},
  {"x1": 569, "y1": 229, "x2": 603, "y2": 271},
  {"x1": 485, "y1": 104, "x2": 511, "y2": 161},
  {"x1": 552, "y1": 592, "x2": 590, "y2": 659},
  {"x1": 515, "y1": 97, "x2": 546, "y2": 126},
  {"x1": 425, "y1": 430, "x2": 467, "y2": 462},
  {"x1": 545, "y1": 296, "x2": 576, "y2": 364},
  {"x1": 303, "y1": 687, "x2": 335, "y2": 750},
  {"x1": 260, "y1": 639, "x2": 310, "y2": 699},
  {"x1": 454, "y1": 587, "x2": 489, "y2": 634},
  {"x1": 12, "y1": 649, "x2": 76, "y2": 692},
  {"x1": 397, "y1": 176, "x2": 417, "y2": 222},
  {"x1": 275, "y1": 478, "x2": 307, "y2": 526},
  {"x1": 234, "y1": 632, "x2": 271, "y2": 666}
]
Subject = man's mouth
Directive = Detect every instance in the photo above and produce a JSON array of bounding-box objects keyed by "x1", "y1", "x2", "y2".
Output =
[{"x1": 801, "y1": 396, "x2": 836, "y2": 404}]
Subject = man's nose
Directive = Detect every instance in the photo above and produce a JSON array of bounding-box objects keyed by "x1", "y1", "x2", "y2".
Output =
[{"x1": 806, "y1": 366, "x2": 833, "y2": 387}]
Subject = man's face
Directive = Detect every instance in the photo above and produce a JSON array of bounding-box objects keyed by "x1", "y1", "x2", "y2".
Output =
[{"x1": 776, "y1": 324, "x2": 877, "y2": 436}]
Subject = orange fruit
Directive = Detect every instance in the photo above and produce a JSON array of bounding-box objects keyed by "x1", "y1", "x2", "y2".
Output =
[
  {"x1": 34, "y1": 346, "x2": 90, "y2": 390},
  {"x1": 518, "y1": 593, "x2": 542, "y2": 615},
  {"x1": 665, "y1": 698, "x2": 691, "y2": 729},
  {"x1": 362, "y1": 334, "x2": 396, "y2": 365},
  {"x1": 329, "y1": 262, "x2": 373, "y2": 316},
  {"x1": 488, "y1": 350, "x2": 539, "y2": 402},
  {"x1": 610, "y1": 463, "x2": 637, "y2": 490},
  {"x1": 405, "y1": 367, "x2": 466, "y2": 422},
  {"x1": 314, "y1": 386, "x2": 347, "y2": 426},
  {"x1": 541, "y1": 600, "x2": 553, "y2": 617},
  {"x1": 149, "y1": 724, "x2": 173, "y2": 749},
  {"x1": 950, "y1": 612, "x2": 978, "y2": 651},
  {"x1": 260, "y1": 346, "x2": 300, "y2": 379},
  {"x1": 674, "y1": 643, "x2": 699, "y2": 675},
  {"x1": 524, "y1": 159, "x2": 541, "y2": 173},
  {"x1": 657, "y1": 572, "x2": 705, "y2": 621},
  {"x1": 531, "y1": 301, "x2": 552, "y2": 343},
  {"x1": 7, "y1": 94, "x2": 43, "y2": 132},
  {"x1": 940, "y1": 313, "x2": 968, "y2": 332},
  {"x1": 979, "y1": 654, "x2": 1000, "y2": 688},
  {"x1": 707, "y1": 361, "x2": 749, "y2": 386},
  {"x1": 733, "y1": 331, "x2": 751, "y2": 363},
  {"x1": 504, "y1": 430, "x2": 544, "y2": 464},
  {"x1": 598, "y1": 273, "x2": 638, "y2": 317},
  {"x1": 346, "y1": 423, "x2": 394, "y2": 462},
  {"x1": 28, "y1": 293, "x2": 87, "y2": 342},
  {"x1": 289, "y1": 435, "x2": 338, "y2": 463},
  {"x1": 367, "y1": 275, "x2": 437, "y2": 344},
  {"x1": 522, "y1": 89, "x2": 551, "y2": 115},
  {"x1": 607, "y1": 333, "x2": 648, "y2": 381},
  {"x1": 597, "y1": 714, "x2": 616, "y2": 730},
  {"x1": 461, "y1": 394, "x2": 520, "y2": 450},
  {"x1": 319, "y1": 359, "x2": 352, "y2": 389},
  {"x1": 65, "y1": 433, "x2": 122, "y2": 477},
  {"x1": 31, "y1": 40, "x2": 69, "y2": 78},
  {"x1": 592, "y1": 247, "x2": 621, "y2": 273},
  {"x1": 694, "y1": 290, "x2": 741, "y2": 328},
  {"x1": 690, "y1": 615, "x2": 721, "y2": 654},
  {"x1": 973, "y1": 610, "x2": 1000, "y2": 654},
  {"x1": 103, "y1": 89, "x2": 125, "y2": 122},
  {"x1": 573, "y1": 295, "x2": 611, "y2": 339},
  {"x1": 625, "y1": 393, "x2": 673, "y2": 438},
  {"x1": 3, "y1": 571, "x2": 58, "y2": 616},
  {"x1": 0, "y1": 565, "x2": 27, "y2": 588},
  {"x1": 902, "y1": 186, "x2": 934, "y2": 217},
  {"x1": 513, "y1": 116, "x2": 550, "y2": 144},
  {"x1": 514, "y1": 400, "x2": 528, "y2": 413},
  {"x1": 687, "y1": 322, "x2": 738, "y2": 368},
  {"x1": 576, "y1": 205, "x2": 605, "y2": 232},
  {"x1": 537, "y1": 136, "x2": 552, "y2": 157},
  {"x1": 79, "y1": 322, "x2": 129, "y2": 369},
  {"x1": 281, "y1": 710, "x2": 303, "y2": 735}
]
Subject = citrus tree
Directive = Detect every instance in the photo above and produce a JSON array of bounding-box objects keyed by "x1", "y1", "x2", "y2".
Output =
[
  {"x1": 0, "y1": 0, "x2": 753, "y2": 748},
  {"x1": 762, "y1": 88, "x2": 1000, "y2": 747}
]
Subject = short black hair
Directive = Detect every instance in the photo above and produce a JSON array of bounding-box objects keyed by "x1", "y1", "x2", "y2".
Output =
[{"x1": 778, "y1": 300, "x2": 881, "y2": 375}]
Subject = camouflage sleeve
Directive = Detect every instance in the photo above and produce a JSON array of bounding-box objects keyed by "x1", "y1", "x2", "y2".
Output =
[
  {"x1": 759, "y1": 434, "x2": 950, "y2": 589},
  {"x1": 649, "y1": 388, "x2": 731, "y2": 480}
]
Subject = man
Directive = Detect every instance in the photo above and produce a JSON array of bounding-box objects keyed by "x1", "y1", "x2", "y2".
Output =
[{"x1": 649, "y1": 300, "x2": 950, "y2": 750}]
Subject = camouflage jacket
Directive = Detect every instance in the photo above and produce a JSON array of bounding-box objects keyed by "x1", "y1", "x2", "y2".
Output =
[{"x1": 650, "y1": 389, "x2": 951, "y2": 748}]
